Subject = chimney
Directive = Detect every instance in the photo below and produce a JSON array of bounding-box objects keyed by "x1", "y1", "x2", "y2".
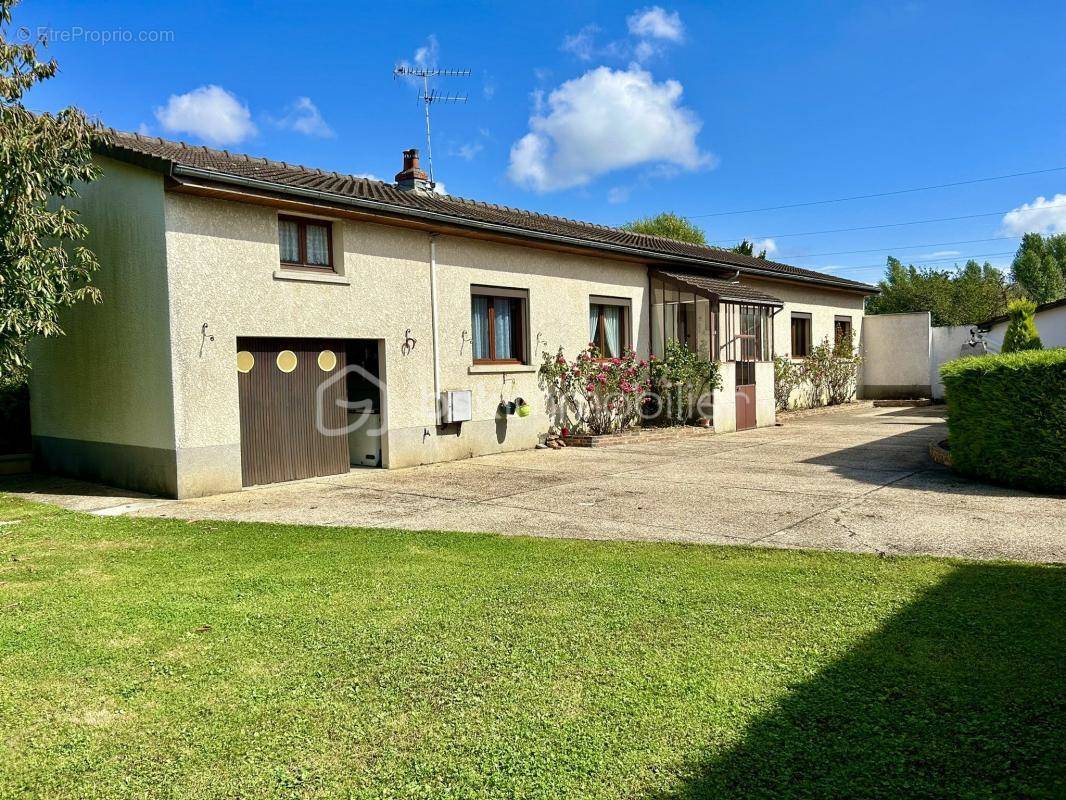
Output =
[{"x1": 394, "y1": 148, "x2": 430, "y2": 192}]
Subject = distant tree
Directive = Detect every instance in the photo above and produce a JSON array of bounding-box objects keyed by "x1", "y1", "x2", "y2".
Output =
[
  {"x1": 1001, "y1": 298, "x2": 1043, "y2": 353},
  {"x1": 732, "y1": 239, "x2": 768, "y2": 259},
  {"x1": 0, "y1": 0, "x2": 103, "y2": 388},
  {"x1": 1010, "y1": 233, "x2": 1066, "y2": 304},
  {"x1": 621, "y1": 212, "x2": 707, "y2": 245},
  {"x1": 865, "y1": 257, "x2": 1011, "y2": 327}
]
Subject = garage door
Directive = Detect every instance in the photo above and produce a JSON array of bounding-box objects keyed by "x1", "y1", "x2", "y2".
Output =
[{"x1": 236, "y1": 337, "x2": 349, "y2": 487}]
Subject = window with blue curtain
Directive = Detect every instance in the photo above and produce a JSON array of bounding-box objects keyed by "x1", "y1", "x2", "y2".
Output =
[
  {"x1": 471, "y1": 290, "x2": 526, "y2": 363},
  {"x1": 590, "y1": 301, "x2": 629, "y2": 358}
]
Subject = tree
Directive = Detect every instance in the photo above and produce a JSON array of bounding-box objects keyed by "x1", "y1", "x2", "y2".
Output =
[
  {"x1": 0, "y1": 0, "x2": 103, "y2": 388},
  {"x1": 732, "y1": 239, "x2": 767, "y2": 259},
  {"x1": 621, "y1": 212, "x2": 707, "y2": 245},
  {"x1": 1010, "y1": 233, "x2": 1066, "y2": 304},
  {"x1": 865, "y1": 256, "x2": 1011, "y2": 327},
  {"x1": 1001, "y1": 298, "x2": 1043, "y2": 353}
]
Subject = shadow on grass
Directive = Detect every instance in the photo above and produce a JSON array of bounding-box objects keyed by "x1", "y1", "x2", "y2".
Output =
[{"x1": 654, "y1": 563, "x2": 1066, "y2": 798}]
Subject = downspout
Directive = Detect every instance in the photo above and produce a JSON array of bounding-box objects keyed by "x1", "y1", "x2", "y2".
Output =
[{"x1": 429, "y1": 234, "x2": 441, "y2": 425}]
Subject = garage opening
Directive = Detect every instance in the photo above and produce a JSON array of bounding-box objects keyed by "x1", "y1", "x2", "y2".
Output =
[{"x1": 236, "y1": 337, "x2": 382, "y2": 487}]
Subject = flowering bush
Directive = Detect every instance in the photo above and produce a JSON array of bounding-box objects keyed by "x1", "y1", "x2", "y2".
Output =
[
  {"x1": 799, "y1": 332, "x2": 863, "y2": 406},
  {"x1": 649, "y1": 339, "x2": 723, "y2": 425},
  {"x1": 538, "y1": 343, "x2": 648, "y2": 435},
  {"x1": 773, "y1": 354, "x2": 803, "y2": 411}
]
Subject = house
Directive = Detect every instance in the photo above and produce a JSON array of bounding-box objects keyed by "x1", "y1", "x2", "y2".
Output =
[
  {"x1": 28, "y1": 132, "x2": 877, "y2": 498},
  {"x1": 862, "y1": 299, "x2": 1066, "y2": 400}
]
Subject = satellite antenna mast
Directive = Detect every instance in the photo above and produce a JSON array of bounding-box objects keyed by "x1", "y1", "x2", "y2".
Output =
[{"x1": 393, "y1": 66, "x2": 470, "y2": 188}]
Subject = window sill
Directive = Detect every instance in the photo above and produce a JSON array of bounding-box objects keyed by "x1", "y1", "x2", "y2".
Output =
[
  {"x1": 273, "y1": 269, "x2": 350, "y2": 285},
  {"x1": 468, "y1": 363, "x2": 537, "y2": 375}
]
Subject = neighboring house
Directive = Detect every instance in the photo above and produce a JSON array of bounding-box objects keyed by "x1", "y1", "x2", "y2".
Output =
[
  {"x1": 862, "y1": 299, "x2": 1066, "y2": 401},
  {"x1": 28, "y1": 132, "x2": 876, "y2": 498}
]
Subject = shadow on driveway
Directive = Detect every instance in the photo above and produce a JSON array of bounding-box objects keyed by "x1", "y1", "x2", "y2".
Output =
[{"x1": 650, "y1": 562, "x2": 1066, "y2": 798}]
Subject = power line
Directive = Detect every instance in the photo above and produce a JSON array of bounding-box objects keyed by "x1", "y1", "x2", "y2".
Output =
[
  {"x1": 686, "y1": 165, "x2": 1066, "y2": 218},
  {"x1": 821, "y1": 250, "x2": 1017, "y2": 275},
  {"x1": 709, "y1": 200, "x2": 1066, "y2": 243},
  {"x1": 784, "y1": 235, "x2": 1021, "y2": 260}
]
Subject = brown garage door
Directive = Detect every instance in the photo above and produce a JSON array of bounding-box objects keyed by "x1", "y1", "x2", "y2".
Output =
[{"x1": 237, "y1": 337, "x2": 350, "y2": 487}]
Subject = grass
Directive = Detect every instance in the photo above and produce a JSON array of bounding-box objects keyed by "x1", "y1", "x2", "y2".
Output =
[{"x1": 0, "y1": 495, "x2": 1062, "y2": 799}]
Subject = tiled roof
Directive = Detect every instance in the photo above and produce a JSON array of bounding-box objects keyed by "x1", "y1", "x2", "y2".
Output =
[
  {"x1": 97, "y1": 130, "x2": 877, "y2": 294},
  {"x1": 655, "y1": 268, "x2": 784, "y2": 306}
]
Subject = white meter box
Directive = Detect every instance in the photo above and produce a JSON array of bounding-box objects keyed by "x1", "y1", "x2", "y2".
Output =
[{"x1": 440, "y1": 390, "x2": 472, "y2": 423}]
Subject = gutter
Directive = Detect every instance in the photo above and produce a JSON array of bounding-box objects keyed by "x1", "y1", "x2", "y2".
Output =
[
  {"x1": 166, "y1": 163, "x2": 877, "y2": 295},
  {"x1": 429, "y1": 235, "x2": 441, "y2": 425}
]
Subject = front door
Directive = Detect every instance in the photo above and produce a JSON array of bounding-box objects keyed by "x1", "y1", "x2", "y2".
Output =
[
  {"x1": 735, "y1": 360, "x2": 756, "y2": 431},
  {"x1": 236, "y1": 337, "x2": 350, "y2": 487}
]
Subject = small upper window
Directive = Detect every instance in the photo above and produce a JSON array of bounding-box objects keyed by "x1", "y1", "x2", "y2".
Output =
[{"x1": 278, "y1": 215, "x2": 333, "y2": 270}]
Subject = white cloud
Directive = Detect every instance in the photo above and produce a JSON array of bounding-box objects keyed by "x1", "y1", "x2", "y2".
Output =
[
  {"x1": 456, "y1": 142, "x2": 483, "y2": 160},
  {"x1": 925, "y1": 250, "x2": 961, "y2": 259},
  {"x1": 136, "y1": 122, "x2": 151, "y2": 136},
  {"x1": 561, "y1": 25, "x2": 599, "y2": 60},
  {"x1": 431, "y1": 181, "x2": 447, "y2": 195},
  {"x1": 607, "y1": 186, "x2": 632, "y2": 204},
  {"x1": 155, "y1": 85, "x2": 256, "y2": 145},
  {"x1": 627, "y1": 6, "x2": 685, "y2": 41},
  {"x1": 752, "y1": 237, "x2": 777, "y2": 257},
  {"x1": 352, "y1": 173, "x2": 381, "y2": 182},
  {"x1": 274, "y1": 97, "x2": 334, "y2": 138},
  {"x1": 413, "y1": 34, "x2": 439, "y2": 69},
  {"x1": 507, "y1": 66, "x2": 712, "y2": 192},
  {"x1": 1001, "y1": 194, "x2": 1066, "y2": 235}
]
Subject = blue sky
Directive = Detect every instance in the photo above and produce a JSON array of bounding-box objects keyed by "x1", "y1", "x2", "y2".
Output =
[{"x1": 15, "y1": 0, "x2": 1066, "y2": 283}]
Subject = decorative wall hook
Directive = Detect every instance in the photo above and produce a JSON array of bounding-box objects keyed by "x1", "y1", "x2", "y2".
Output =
[
  {"x1": 199, "y1": 322, "x2": 214, "y2": 357},
  {"x1": 460, "y1": 329, "x2": 470, "y2": 354},
  {"x1": 401, "y1": 328, "x2": 418, "y2": 356}
]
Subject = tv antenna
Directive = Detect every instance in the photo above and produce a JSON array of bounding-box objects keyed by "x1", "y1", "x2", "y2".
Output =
[{"x1": 393, "y1": 66, "x2": 470, "y2": 188}]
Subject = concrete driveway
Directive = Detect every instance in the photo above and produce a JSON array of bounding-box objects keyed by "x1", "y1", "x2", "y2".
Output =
[{"x1": 5, "y1": 406, "x2": 1065, "y2": 562}]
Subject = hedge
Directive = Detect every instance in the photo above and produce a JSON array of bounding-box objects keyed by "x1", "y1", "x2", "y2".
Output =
[{"x1": 940, "y1": 348, "x2": 1066, "y2": 493}]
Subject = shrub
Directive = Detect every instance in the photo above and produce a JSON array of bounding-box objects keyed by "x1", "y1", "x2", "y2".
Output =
[
  {"x1": 940, "y1": 348, "x2": 1066, "y2": 492},
  {"x1": 773, "y1": 355, "x2": 802, "y2": 411},
  {"x1": 801, "y1": 333, "x2": 863, "y2": 406},
  {"x1": 1001, "y1": 298, "x2": 1043, "y2": 353},
  {"x1": 649, "y1": 339, "x2": 723, "y2": 425},
  {"x1": 538, "y1": 344, "x2": 648, "y2": 435}
]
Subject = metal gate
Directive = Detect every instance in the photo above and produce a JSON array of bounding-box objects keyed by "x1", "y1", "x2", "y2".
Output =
[{"x1": 236, "y1": 337, "x2": 349, "y2": 487}]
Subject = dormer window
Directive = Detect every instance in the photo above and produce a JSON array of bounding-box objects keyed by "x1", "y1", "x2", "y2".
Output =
[{"x1": 279, "y1": 215, "x2": 333, "y2": 270}]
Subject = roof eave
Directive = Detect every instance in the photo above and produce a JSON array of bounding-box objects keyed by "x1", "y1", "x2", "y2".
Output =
[{"x1": 120, "y1": 150, "x2": 876, "y2": 295}]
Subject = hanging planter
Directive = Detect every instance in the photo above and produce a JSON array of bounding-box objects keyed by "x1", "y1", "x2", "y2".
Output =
[{"x1": 516, "y1": 397, "x2": 531, "y2": 417}]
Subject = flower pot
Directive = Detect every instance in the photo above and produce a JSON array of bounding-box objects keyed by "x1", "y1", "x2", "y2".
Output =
[{"x1": 517, "y1": 404, "x2": 531, "y2": 418}]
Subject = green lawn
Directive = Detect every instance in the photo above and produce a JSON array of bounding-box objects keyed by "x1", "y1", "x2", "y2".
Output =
[{"x1": 0, "y1": 496, "x2": 1063, "y2": 799}]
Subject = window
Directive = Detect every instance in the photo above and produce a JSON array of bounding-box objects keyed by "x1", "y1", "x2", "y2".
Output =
[
  {"x1": 722, "y1": 302, "x2": 774, "y2": 363},
  {"x1": 791, "y1": 313, "x2": 812, "y2": 357},
  {"x1": 471, "y1": 287, "x2": 528, "y2": 364},
  {"x1": 649, "y1": 275, "x2": 716, "y2": 359},
  {"x1": 589, "y1": 298, "x2": 631, "y2": 358},
  {"x1": 278, "y1": 215, "x2": 333, "y2": 270},
  {"x1": 834, "y1": 315, "x2": 853, "y2": 343}
]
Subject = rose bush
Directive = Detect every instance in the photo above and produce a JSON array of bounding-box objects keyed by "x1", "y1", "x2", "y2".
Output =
[{"x1": 538, "y1": 343, "x2": 649, "y2": 435}]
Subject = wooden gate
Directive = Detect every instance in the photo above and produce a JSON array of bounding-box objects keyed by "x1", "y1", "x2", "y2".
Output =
[
  {"x1": 735, "y1": 360, "x2": 757, "y2": 431},
  {"x1": 237, "y1": 337, "x2": 350, "y2": 487}
]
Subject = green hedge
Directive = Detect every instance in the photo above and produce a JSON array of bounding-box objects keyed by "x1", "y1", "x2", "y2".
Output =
[{"x1": 940, "y1": 348, "x2": 1066, "y2": 493}]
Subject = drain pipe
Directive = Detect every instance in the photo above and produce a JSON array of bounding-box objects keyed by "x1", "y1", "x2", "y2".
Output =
[{"x1": 429, "y1": 234, "x2": 441, "y2": 425}]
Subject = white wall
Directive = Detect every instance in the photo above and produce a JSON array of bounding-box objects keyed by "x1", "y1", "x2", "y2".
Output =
[
  {"x1": 930, "y1": 303, "x2": 1066, "y2": 399},
  {"x1": 859, "y1": 312, "x2": 932, "y2": 399}
]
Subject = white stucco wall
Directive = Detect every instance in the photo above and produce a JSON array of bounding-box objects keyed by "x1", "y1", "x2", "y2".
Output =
[
  {"x1": 162, "y1": 192, "x2": 649, "y2": 493},
  {"x1": 859, "y1": 312, "x2": 932, "y2": 399},
  {"x1": 930, "y1": 303, "x2": 1066, "y2": 399},
  {"x1": 28, "y1": 156, "x2": 178, "y2": 493}
]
